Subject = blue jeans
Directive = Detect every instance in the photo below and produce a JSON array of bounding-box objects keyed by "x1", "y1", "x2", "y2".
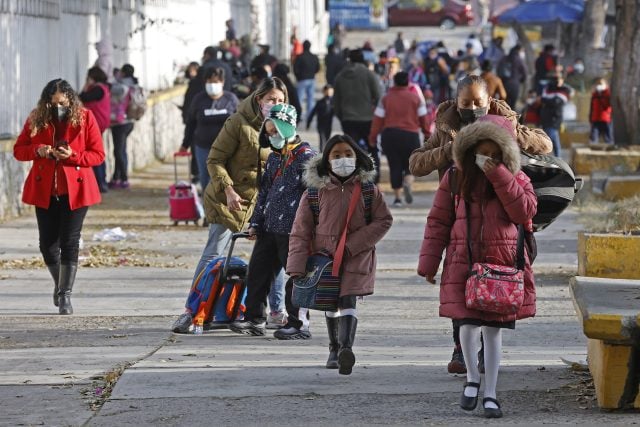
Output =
[
  {"x1": 192, "y1": 223, "x2": 233, "y2": 284},
  {"x1": 297, "y1": 79, "x2": 315, "y2": 120},
  {"x1": 194, "y1": 145, "x2": 211, "y2": 191},
  {"x1": 543, "y1": 127, "x2": 561, "y2": 157},
  {"x1": 269, "y1": 269, "x2": 285, "y2": 313}
]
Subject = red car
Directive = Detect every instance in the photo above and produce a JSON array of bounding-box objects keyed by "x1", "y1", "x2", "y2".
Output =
[{"x1": 387, "y1": 0, "x2": 474, "y2": 29}]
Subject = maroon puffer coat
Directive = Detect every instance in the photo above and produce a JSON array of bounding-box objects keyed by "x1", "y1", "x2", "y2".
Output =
[
  {"x1": 418, "y1": 120, "x2": 537, "y2": 323},
  {"x1": 287, "y1": 156, "x2": 393, "y2": 297}
]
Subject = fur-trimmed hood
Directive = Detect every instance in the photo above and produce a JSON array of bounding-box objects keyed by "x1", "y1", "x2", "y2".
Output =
[
  {"x1": 452, "y1": 120, "x2": 521, "y2": 174},
  {"x1": 303, "y1": 154, "x2": 377, "y2": 189}
]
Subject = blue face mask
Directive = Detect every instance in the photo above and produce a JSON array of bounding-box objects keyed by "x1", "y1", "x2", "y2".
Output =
[{"x1": 269, "y1": 134, "x2": 286, "y2": 149}]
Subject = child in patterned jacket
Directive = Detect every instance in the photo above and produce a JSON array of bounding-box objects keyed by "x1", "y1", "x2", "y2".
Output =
[{"x1": 229, "y1": 103, "x2": 316, "y2": 338}]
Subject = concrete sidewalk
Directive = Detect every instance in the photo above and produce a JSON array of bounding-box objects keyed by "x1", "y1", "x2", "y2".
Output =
[{"x1": 0, "y1": 134, "x2": 634, "y2": 425}]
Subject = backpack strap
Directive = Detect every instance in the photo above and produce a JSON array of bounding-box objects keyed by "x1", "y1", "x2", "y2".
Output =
[
  {"x1": 307, "y1": 181, "x2": 374, "y2": 226},
  {"x1": 307, "y1": 187, "x2": 320, "y2": 225},
  {"x1": 361, "y1": 181, "x2": 374, "y2": 225}
]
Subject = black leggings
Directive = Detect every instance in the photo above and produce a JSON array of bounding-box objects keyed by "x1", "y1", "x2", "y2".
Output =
[
  {"x1": 380, "y1": 128, "x2": 421, "y2": 189},
  {"x1": 35, "y1": 196, "x2": 88, "y2": 265}
]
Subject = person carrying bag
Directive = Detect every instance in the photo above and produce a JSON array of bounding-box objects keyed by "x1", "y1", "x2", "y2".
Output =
[
  {"x1": 287, "y1": 134, "x2": 392, "y2": 375},
  {"x1": 418, "y1": 116, "x2": 538, "y2": 418}
]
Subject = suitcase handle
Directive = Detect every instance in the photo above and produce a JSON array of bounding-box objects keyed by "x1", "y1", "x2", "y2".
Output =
[
  {"x1": 221, "y1": 232, "x2": 251, "y2": 280},
  {"x1": 173, "y1": 151, "x2": 191, "y2": 183}
]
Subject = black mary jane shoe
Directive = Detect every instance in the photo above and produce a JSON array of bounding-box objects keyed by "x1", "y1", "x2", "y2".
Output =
[
  {"x1": 460, "y1": 381, "x2": 480, "y2": 411},
  {"x1": 483, "y1": 397, "x2": 503, "y2": 418}
]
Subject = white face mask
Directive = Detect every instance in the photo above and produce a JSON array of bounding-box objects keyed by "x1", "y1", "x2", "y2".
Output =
[
  {"x1": 519, "y1": 51, "x2": 525, "y2": 60},
  {"x1": 596, "y1": 84, "x2": 606, "y2": 92},
  {"x1": 205, "y1": 82, "x2": 223, "y2": 97},
  {"x1": 475, "y1": 154, "x2": 492, "y2": 169},
  {"x1": 573, "y1": 63, "x2": 585, "y2": 74},
  {"x1": 330, "y1": 157, "x2": 356, "y2": 177}
]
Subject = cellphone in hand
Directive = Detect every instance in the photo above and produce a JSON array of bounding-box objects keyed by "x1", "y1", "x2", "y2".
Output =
[{"x1": 55, "y1": 140, "x2": 69, "y2": 150}]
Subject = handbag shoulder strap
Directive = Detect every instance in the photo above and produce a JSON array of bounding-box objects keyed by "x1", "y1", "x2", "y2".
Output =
[
  {"x1": 465, "y1": 198, "x2": 525, "y2": 271},
  {"x1": 332, "y1": 182, "x2": 362, "y2": 276}
]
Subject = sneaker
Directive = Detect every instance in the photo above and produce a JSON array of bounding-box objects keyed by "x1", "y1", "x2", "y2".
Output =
[
  {"x1": 108, "y1": 180, "x2": 121, "y2": 189},
  {"x1": 266, "y1": 311, "x2": 287, "y2": 330},
  {"x1": 448, "y1": 346, "x2": 467, "y2": 374},
  {"x1": 273, "y1": 326, "x2": 312, "y2": 340},
  {"x1": 172, "y1": 312, "x2": 192, "y2": 334},
  {"x1": 229, "y1": 319, "x2": 266, "y2": 336},
  {"x1": 403, "y1": 183, "x2": 413, "y2": 204},
  {"x1": 392, "y1": 199, "x2": 403, "y2": 207},
  {"x1": 119, "y1": 181, "x2": 130, "y2": 189}
]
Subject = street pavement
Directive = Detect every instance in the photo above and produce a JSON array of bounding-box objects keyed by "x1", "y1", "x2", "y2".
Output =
[{"x1": 2, "y1": 123, "x2": 638, "y2": 426}]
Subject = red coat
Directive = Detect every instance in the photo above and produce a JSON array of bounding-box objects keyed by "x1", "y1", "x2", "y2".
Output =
[
  {"x1": 589, "y1": 88, "x2": 612, "y2": 123},
  {"x1": 14, "y1": 109, "x2": 105, "y2": 210},
  {"x1": 418, "y1": 120, "x2": 538, "y2": 323}
]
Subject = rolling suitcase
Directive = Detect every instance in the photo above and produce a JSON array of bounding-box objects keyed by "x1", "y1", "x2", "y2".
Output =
[
  {"x1": 169, "y1": 152, "x2": 202, "y2": 225},
  {"x1": 184, "y1": 232, "x2": 250, "y2": 331}
]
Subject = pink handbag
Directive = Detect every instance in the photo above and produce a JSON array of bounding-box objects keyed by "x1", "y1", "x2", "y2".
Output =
[
  {"x1": 465, "y1": 263, "x2": 524, "y2": 314},
  {"x1": 463, "y1": 201, "x2": 526, "y2": 315}
]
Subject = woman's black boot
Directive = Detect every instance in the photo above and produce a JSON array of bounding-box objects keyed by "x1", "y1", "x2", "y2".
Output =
[
  {"x1": 46, "y1": 263, "x2": 60, "y2": 307},
  {"x1": 58, "y1": 263, "x2": 78, "y2": 315},
  {"x1": 337, "y1": 315, "x2": 358, "y2": 375},
  {"x1": 325, "y1": 316, "x2": 340, "y2": 369}
]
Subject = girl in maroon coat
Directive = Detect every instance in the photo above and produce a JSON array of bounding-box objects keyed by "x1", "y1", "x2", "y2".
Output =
[
  {"x1": 14, "y1": 79, "x2": 105, "y2": 315},
  {"x1": 418, "y1": 117, "x2": 537, "y2": 418},
  {"x1": 287, "y1": 135, "x2": 393, "y2": 375}
]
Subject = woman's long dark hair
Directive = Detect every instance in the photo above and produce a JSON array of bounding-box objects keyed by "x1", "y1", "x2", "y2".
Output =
[
  {"x1": 29, "y1": 78, "x2": 84, "y2": 136},
  {"x1": 317, "y1": 134, "x2": 374, "y2": 177}
]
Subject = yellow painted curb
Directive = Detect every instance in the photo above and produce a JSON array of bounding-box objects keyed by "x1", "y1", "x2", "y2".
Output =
[
  {"x1": 588, "y1": 339, "x2": 640, "y2": 409},
  {"x1": 578, "y1": 232, "x2": 640, "y2": 279},
  {"x1": 560, "y1": 130, "x2": 589, "y2": 148},
  {"x1": 603, "y1": 176, "x2": 640, "y2": 200},
  {"x1": 571, "y1": 147, "x2": 640, "y2": 175}
]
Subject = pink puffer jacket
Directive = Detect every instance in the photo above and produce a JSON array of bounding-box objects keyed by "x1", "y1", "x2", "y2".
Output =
[{"x1": 418, "y1": 121, "x2": 538, "y2": 323}]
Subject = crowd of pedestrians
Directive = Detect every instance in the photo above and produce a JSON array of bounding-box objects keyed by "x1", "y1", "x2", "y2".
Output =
[{"x1": 14, "y1": 23, "x2": 611, "y2": 420}]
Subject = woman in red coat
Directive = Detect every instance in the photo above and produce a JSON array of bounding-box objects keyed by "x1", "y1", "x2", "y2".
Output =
[
  {"x1": 418, "y1": 116, "x2": 537, "y2": 418},
  {"x1": 14, "y1": 78, "x2": 105, "y2": 315}
]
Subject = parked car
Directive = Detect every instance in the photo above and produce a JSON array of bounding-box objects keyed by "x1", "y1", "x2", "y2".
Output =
[{"x1": 387, "y1": 0, "x2": 473, "y2": 29}]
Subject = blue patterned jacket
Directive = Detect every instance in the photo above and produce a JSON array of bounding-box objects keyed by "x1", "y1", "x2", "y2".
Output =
[{"x1": 250, "y1": 139, "x2": 315, "y2": 235}]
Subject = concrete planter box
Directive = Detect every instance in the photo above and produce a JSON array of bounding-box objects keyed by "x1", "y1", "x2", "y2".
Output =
[
  {"x1": 570, "y1": 276, "x2": 640, "y2": 410},
  {"x1": 571, "y1": 147, "x2": 640, "y2": 175},
  {"x1": 578, "y1": 232, "x2": 640, "y2": 279}
]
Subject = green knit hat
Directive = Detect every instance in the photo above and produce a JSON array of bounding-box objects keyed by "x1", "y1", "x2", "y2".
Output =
[{"x1": 267, "y1": 103, "x2": 297, "y2": 140}]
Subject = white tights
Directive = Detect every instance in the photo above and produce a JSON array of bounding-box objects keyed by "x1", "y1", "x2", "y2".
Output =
[
  {"x1": 324, "y1": 308, "x2": 357, "y2": 318},
  {"x1": 459, "y1": 324, "x2": 502, "y2": 409}
]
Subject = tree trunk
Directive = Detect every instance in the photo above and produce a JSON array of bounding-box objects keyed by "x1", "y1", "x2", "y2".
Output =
[
  {"x1": 576, "y1": 0, "x2": 608, "y2": 76},
  {"x1": 512, "y1": 22, "x2": 535, "y2": 91},
  {"x1": 611, "y1": 0, "x2": 640, "y2": 145}
]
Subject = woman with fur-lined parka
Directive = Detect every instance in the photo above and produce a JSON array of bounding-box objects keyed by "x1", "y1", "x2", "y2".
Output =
[
  {"x1": 287, "y1": 134, "x2": 393, "y2": 376},
  {"x1": 418, "y1": 115, "x2": 537, "y2": 419}
]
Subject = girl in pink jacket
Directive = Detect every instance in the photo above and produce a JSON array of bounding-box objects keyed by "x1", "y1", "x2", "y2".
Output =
[
  {"x1": 287, "y1": 134, "x2": 393, "y2": 375},
  {"x1": 418, "y1": 117, "x2": 537, "y2": 418}
]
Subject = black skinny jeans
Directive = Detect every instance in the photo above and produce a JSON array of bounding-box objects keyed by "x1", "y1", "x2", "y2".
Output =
[
  {"x1": 380, "y1": 128, "x2": 421, "y2": 189},
  {"x1": 35, "y1": 196, "x2": 89, "y2": 265},
  {"x1": 244, "y1": 232, "x2": 301, "y2": 325},
  {"x1": 111, "y1": 122, "x2": 134, "y2": 182}
]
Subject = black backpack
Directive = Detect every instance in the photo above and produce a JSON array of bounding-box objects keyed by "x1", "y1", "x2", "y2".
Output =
[{"x1": 520, "y1": 151, "x2": 583, "y2": 232}]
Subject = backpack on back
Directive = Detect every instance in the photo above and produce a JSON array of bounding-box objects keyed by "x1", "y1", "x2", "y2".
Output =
[{"x1": 126, "y1": 84, "x2": 147, "y2": 120}]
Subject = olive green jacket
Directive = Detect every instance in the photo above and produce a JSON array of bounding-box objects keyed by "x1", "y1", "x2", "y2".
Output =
[{"x1": 205, "y1": 93, "x2": 268, "y2": 231}]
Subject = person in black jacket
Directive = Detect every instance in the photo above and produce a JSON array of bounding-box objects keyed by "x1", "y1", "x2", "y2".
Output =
[
  {"x1": 306, "y1": 84, "x2": 334, "y2": 152},
  {"x1": 325, "y1": 44, "x2": 346, "y2": 86},
  {"x1": 180, "y1": 67, "x2": 239, "y2": 192},
  {"x1": 496, "y1": 45, "x2": 527, "y2": 110},
  {"x1": 540, "y1": 72, "x2": 572, "y2": 157},
  {"x1": 181, "y1": 46, "x2": 235, "y2": 182},
  {"x1": 293, "y1": 40, "x2": 320, "y2": 121}
]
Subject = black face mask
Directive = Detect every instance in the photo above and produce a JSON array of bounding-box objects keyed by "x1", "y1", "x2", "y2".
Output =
[
  {"x1": 458, "y1": 106, "x2": 488, "y2": 124},
  {"x1": 52, "y1": 106, "x2": 69, "y2": 121}
]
